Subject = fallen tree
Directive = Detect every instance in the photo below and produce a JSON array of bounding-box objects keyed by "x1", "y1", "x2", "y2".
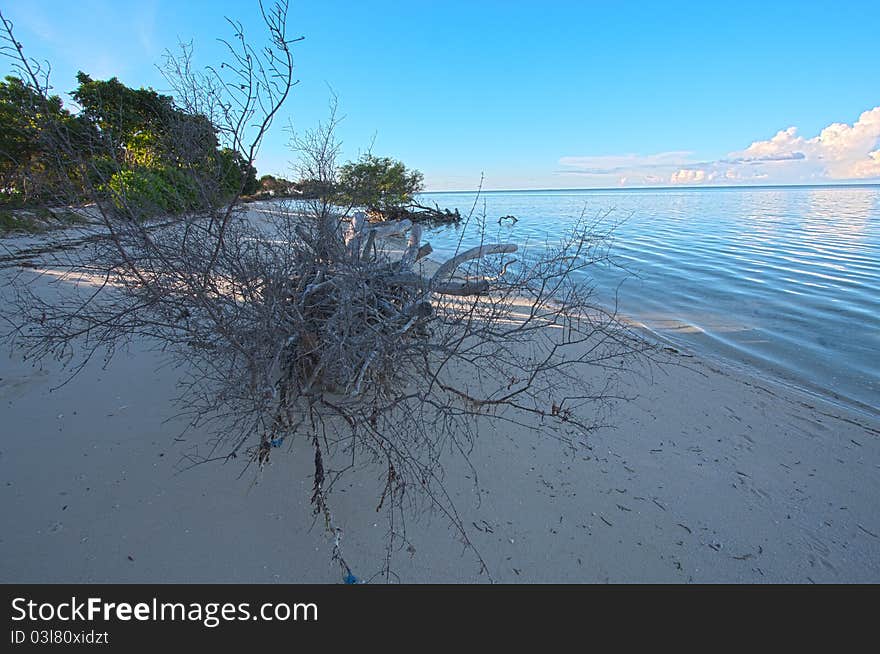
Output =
[
  {"x1": 1, "y1": 1, "x2": 650, "y2": 581},
  {"x1": 335, "y1": 153, "x2": 462, "y2": 225},
  {"x1": 378, "y1": 201, "x2": 462, "y2": 225}
]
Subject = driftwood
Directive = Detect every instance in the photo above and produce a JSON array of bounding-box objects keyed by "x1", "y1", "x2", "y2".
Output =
[
  {"x1": 376, "y1": 201, "x2": 461, "y2": 225},
  {"x1": 287, "y1": 213, "x2": 517, "y2": 399},
  {"x1": 2, "y1": 2, "x2": 651, "y2": 581}
]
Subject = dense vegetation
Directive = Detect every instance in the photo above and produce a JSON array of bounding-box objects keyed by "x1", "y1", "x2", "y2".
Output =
[
  {"x1": 1, "y1": 71, "x2": 432, "y2": 225},
  {"x1": 0, "y1": 72, "x2": 258, "y2": 218}
]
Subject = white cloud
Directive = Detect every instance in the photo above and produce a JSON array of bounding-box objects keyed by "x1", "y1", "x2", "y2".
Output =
[
  {"x1": 670, "y1": 169, "x2": 707, "y2": 184},
  {"x1": 558, "y1": 105, "x2": 880, "y2": 187},
  {"x1": 559, "y1": 151, "x2": 694, "y2": 175},
  {"x1": 732, "y1": 126, "x2": 805, "y2": 161},
  {"x1": 727, "y1": 106, "x2": 880, "y2": 180},
  {"x1": 848, "y1": 150, "x2": 880, "y2": 178}
]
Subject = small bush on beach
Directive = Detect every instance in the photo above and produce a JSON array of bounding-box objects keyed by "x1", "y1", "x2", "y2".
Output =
[
  {"x1": 106, "y1": 167, "x2": 199, "y2": 218},
  {"x1": 338, "y1": 154, "x2": 424, "y2": 217}
]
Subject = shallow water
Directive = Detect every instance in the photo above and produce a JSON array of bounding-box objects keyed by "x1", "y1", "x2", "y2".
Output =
[{"x1": 417, "y1": 185, "x2": 880, "y2": 417}]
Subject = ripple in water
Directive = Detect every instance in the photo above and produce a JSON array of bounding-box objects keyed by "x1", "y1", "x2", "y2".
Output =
[{"x1": 418, "y1": 185, "x2": 880, "y2": 417}]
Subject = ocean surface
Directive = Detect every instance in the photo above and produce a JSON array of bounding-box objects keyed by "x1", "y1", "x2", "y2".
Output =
[{"x1": 416, "y1": 185, "x2": 880, "y2": 417}]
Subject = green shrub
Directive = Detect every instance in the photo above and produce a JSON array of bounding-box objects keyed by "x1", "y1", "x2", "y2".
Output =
[
  {"x1": 337, "y1": 155, "x2": 424, "y2": 216},
  {"x1": 0, "y1": 186, "x2": 27, "y2": 208},
  {"x1": 106, "y1": 166, "x2": 201, "y2": 219},
  {"x1": 214, "y1": 148, "x2": 258, "y2": 199},
  {"x1": 156, "y1": 166, "x2": 201, "y2": 212},
  {"x1": 87, "y1": 156, "x2": 120, "y2": 183},
  {"x1": 107, "y1": 168, "x2": 164, "y2": 218}
]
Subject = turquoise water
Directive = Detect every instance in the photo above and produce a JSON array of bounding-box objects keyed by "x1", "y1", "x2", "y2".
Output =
[{"x1": 417, "y1": 185, "x2": 880, "y2": 417}]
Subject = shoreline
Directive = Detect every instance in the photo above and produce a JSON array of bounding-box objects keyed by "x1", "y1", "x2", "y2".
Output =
[
  {"x1": 1, "y1": 221, "x2": 879, "y2": 582},
  {"x1": 1, "y1": 315, "x2": 877, "y2": 582},
  {"x1": 631, "y1": 317, "x2": 880, "y2": 425},
  {"x1": 416, "y1": 186, "x2": 880, "y2": 424},
  {"x1": 419, "y1": 182, "x2": 880, "y2": 195},
  {"x1": 5, "y1": 208, "x2": 874, "y2": 425}
]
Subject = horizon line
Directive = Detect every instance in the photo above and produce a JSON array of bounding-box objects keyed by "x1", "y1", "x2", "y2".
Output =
[{"x1": 421, "y1": 181, "x2": 880, "y2": 194}]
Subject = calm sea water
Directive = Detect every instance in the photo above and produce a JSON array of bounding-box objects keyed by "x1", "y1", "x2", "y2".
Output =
[{"x1": 417, "y1": 185, "x2": 880, "y2": 417}]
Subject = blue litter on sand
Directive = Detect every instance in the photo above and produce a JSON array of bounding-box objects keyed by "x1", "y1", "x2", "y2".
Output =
[
  {"x1": 343, "y1": 571, "x2": 358, "y2": 584},
  {"x1": 270, "y1": 437, "x2": 284, "y2": 448}
]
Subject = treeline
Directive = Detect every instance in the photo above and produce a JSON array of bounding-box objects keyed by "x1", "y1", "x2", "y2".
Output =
[
  {"x1": 0, "y1": 72, "x2": 258, "y2": 216},
  {"x1": 1, "y1": 70, "x2": 443, "y2": 223},
  {"x1": 252, "y1": 155, "x2": 425, "y2": 215},
  {"x1": 247, "y1": 173, "x2": 325, "y2": 201}
]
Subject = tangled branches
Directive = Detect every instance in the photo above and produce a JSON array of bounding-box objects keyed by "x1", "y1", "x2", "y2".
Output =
[{"x1": 1, "y1": 1, "x2": 651, "y2": 581}]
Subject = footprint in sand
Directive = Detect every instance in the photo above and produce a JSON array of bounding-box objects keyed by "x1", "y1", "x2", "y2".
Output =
[
  {"x1": 802, "y1": 529, "x2": 836, "y2": 574},
  {"x1": 732, "y1": 471, "x2": 771, "y2": 500},
  {"x1": 735, "y1": 432, "x2": 755, "y2": 452}
]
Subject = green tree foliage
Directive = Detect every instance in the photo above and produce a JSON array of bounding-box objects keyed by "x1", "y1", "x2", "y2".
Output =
[
  {"x1": 258, "y1": 173, "x2": 294, "y2": 195},
  {"x1": 106, "y1": 166, "x2": 201, "y2": 219},
  {"x1": 236, "y1": 152, "x2": 260, "y2": 196},
  {"x1": 71, "y1": 72, "x2": 175, "y2": 155},
  {"x1": 0, "y1": 75, "x2": 83, "y2": 204},
  {"x1": 209, "y1": 147, "x2": 257, "y2": 199},
  {"x1": 337, "y1": 154, "x2": 424, "y2": 216},
  {"x1": 0, "y1": 76, "x2": 51, "y2": 171},
  {"x1": 1, "y1": 71, "x2": 261, "y2": 215}
]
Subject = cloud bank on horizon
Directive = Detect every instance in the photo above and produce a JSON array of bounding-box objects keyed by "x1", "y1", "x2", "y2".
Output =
[{"x1": 559, "y1": 106, "x2": 880, "y2": 187}]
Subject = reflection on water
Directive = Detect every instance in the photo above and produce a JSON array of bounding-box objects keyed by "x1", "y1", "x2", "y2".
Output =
[{"x1": 418, "y1": 185, "x2": 880, "y2": 416}]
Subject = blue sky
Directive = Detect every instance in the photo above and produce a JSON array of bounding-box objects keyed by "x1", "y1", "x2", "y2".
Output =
[{"x1": 3, "y1": 0, "x2": 880, "y2": 190}]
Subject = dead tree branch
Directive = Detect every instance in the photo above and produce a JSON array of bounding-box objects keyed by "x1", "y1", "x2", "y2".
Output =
[{"x1": 1, "y1": 3, "x2": 651, "y2": 582}]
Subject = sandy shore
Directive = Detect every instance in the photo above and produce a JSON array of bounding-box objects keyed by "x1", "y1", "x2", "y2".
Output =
[{"x1": 1, "y1": 227, "x2": 879, "y2": 583}]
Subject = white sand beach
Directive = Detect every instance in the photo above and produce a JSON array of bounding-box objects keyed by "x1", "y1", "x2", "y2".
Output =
[
  {"x1": 1, "y1": 226, "x2": 879, "y2": 584},
  {"x1": 3, "y1": 0, "x2": 879, "y2": 591}
]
